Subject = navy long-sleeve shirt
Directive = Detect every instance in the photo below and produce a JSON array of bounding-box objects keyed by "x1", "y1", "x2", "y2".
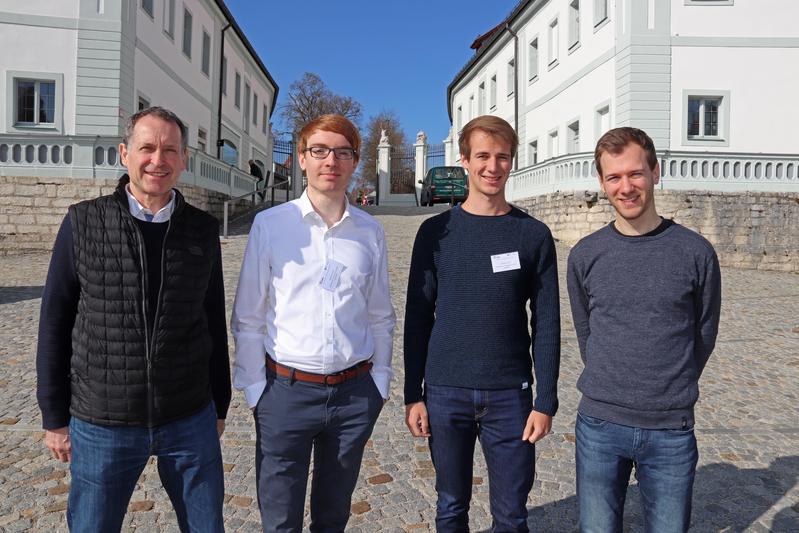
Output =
[
  {"x1": 36, "y1": 215, "x2": 231, "y2": 429},
  {"x1": 403, "y1": 206, "x2": 561, "y2": 416}
]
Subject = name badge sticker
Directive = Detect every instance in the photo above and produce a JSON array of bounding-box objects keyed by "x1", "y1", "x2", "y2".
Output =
[
  {"x1": 319, "y1": 260, "x2": 346, "y2": 291},
  {"x1": 491, "y1": 251, "x2": 521, "y2": 273}
]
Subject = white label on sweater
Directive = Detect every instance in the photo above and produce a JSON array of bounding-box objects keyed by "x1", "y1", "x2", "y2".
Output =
[
  {"x1": 319, "y1": 260, "x2": 346, "y2": 291},
  {"x1": 491, "y1": 251, "x2": 520, "y2": 273}
]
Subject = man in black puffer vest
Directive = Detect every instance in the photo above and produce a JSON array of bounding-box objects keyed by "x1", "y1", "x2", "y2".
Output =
[{"x1": 36, "y1": 106, "x2": 231, "y2": 532}]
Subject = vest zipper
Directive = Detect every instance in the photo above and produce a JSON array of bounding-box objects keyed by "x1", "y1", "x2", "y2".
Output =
[
  {"x1": 131, "y1": 218, "x2": 154, "y2": 428},
  {"x1": 147, "y1": 217, "x2": 172, "y2": 421}
]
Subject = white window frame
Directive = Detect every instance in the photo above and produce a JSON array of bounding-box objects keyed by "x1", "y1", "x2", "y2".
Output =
[
  {"x1": 6, "y1": 71, "x2": 64, "y2": 132},
  {"x1": 528, "y1": 37, "x2": 539, "y2": 83},
  {"x1": 244, "y1": 82, "x2": 251, "y2": 133},
  {"x1": 262, "y1": 104, "x2": 268, "y2": 134},
  {"x1": 253, "y1": 92, "x2": 258, "y2": 125},
  {"x1": 528, "y1": 139, "x2": 539, "y2": 166},
  {"x1": 506, "y1": 59, "x2": 515, "y2": 97},
  {"x1": 478, "y1": 81, "x2": 486, "y2": 115},
  {"x1": 594, "y1": 100, "x2": 611, "y2": 141},
  {"x1": 489, "y1": 74, "x2": 497, "y2": 110},
  {"x1": 548, "y1": 18, "x2": 560, "y2": 69},
  {"x1": 182, "y1": 6, "x2": 193, "y2": 60},
  {"x1": 456, "y1": 105, "x2": 463, "y2": 131},
  {"x1": 197, "y1": 127, "x2": 208, "y2": 153},
  {"x1": 548, "y1": 128, "x2": 559, "y2": 159},
  {"x1": 137, "y1": 93, "x2": 151, "y2": 111},
  {"x1": 163, "y1": 0, "x2": 176, "y2": 39},
  {"x1": 469, "y1": 94, "x2": 474, "y2": 120},
  {"x1": 567, "y1": 119, "x2": 580, "y2": 153},
  {"x1": 682, "y1": 90, "x2": 730, "y2": 147},
  {"x1": 201, "y1": 29, "x2": 211, "y2": 76},
  {"x1": 234, "y1": 72, "x2": 241, "y2": 109},
  {"x1": 141, "y1": 0, "x2": 154, "y2": 19},
  {"x1": 568, "y1": 0, "x2": 581, "y2": 52},
  {"x1": 594, "y1": 0, "x2": 609, "y2": 29}
]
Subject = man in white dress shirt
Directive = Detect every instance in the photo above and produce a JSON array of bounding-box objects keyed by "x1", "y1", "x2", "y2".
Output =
[{"x1": 232, "y1": 114, "x2": 395, "y2": 532}]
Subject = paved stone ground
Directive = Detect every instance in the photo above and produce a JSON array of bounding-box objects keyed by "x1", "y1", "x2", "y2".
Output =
[{"x1": 0, "y1": 208, "x2": 797, "y2": 532}]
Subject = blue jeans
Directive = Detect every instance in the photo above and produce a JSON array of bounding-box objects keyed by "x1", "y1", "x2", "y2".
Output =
[
  {"x1": 575, "y1": 412, "x2": 698, "y2": 533},
  {"x1": 426, "y1": 384, "x2": 536, "y2": 533},
  {"x1": 67, "y1": 402, "x2": 224, "y2": 533},
  {"x1": 253, "y1": 369, "x2": 384, "y2": 533}
]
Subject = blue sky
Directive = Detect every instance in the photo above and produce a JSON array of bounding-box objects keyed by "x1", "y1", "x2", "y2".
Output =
[{"x1": 225, "y1": 0, "x2": 516, "y2": 143}]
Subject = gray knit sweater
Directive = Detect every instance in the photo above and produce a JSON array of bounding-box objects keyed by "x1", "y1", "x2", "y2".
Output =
[{"x1": 566, "y1": 222, "x2": 721, "y2": 429}]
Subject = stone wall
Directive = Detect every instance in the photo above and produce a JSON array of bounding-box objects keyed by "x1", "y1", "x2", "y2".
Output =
[
  {"x1": 0, "y1": 176, "x2": 253, "y2": 256},
  {"x1": 515, "y1": 190, "x2": 799, "y2": 272}
]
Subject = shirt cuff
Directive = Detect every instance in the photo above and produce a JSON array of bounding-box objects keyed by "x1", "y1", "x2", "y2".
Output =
[
  {"x1": 370, "y1": 367, "x2": 391, "y2": 400},
  {"x1": 243, "y1": 380, "x2": 267, "y2": 408}
]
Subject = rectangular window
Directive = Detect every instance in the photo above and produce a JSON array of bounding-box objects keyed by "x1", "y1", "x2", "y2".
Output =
[
  {"x1": 198, "y1": 127, "x2": 207, "y2": 153},
  {"x1": 568, "y1": 120, "x2": 580, "y2": 153},
  {"x1": 15, "y1": 79, "x2": 55, "y2": 125},
  {"x1": 594, "y1": 0, "x2": 609, "y2": 27},
  {"x1": 253, "y1": 93, "x2": 258, "y2": 125},
  {"x1": 528, "y1": 140, "x2": 538, "y2": 166},
  {"x1": 138, "y1": 96, "x2": 150, "y2": 111},
  {"x1": 234, "y1": 72, "x2": 241, "y2": 108},
  {"x1": 201, "y1": 31, "x2": 211, "y2": 76},
  {"x1": 688, "y1": 97, "x2": 721, "y2": 138},
  {"x1": 221, "y1": 56, "x2": 227, "y2": 95},
  {"x1": 141, "y1": 0, "x2": 153, "y2": 18},
  {"x1": 507, "y1": 59, "x2": 515, "y2": 96},
  {"x1": 244, "y1": 83, "x2": 251, "y2": 133},
  {"x1": 569, "y1": 0, "x2": 580, "y2": 49},
  {"x1": 182, "y1": 8, "x2": 192, "y2": 59},
  {"x1": 548, "y1": 129, "x2": 559, "y2": 158},
  {"x1": 469, "y1": 95, "x2": 474, "y2": 120},
  {"x1": 456, "y1": 105, "x2": 463, "y2": 131},
  {"x1": 163, "y1": 0, "x2": 175, "y2": 38},
  {"x1": 548, "y1": 19, "x2": 559, "y2": 66},
  {"x1": 262, "y1": 104, "x2": 268, "y2": 134},
  {"x1": 528, "y1": 38, "x2": 539, "y2": 82},
  {"x1": 489, "y1": 75, "x2": 497, "y2": 109},
  {"x1": 595, "y1": 104, "x2": 610, "y2": 138},
  {"x1": 685, "y1": 0, "x2": 734, "y2": 5},
  {"x1": 478, "y1": 82, "x2": 485, "y2": 115}
]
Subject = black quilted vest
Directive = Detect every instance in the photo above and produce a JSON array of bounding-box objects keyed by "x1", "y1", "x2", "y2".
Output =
[{"x1": 68, "y1": 179, "x2": 219, "y2": 426}]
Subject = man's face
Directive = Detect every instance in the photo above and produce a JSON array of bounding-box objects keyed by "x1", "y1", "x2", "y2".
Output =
[
  {"x1": 460, "y1": 131, "x2": 513, "y2": 199},
  {"x1": 298, "y1": 130, "x2": 357, "y2": 196},
  {"x1": 119, "y1": 114, "x2": 186, "y2": 208},
  {"x1": 598, "y1": 143, "x2": 660, "y2": 223}
]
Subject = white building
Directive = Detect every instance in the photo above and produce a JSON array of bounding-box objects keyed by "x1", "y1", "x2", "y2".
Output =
[
  {"x1": 0, "y1": 0, "x2": 277, "y2": 193},
  {"x1": 446, "y1": 0, "x2": 799, "y2": 197}
]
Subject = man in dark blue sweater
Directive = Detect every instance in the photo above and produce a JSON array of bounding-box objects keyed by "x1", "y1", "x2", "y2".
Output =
[
  {"x1": 404, "y1": 116, "x2": 561, "y2": 532},
  {"x1": 567, "y1": 127, "x2": 721, "y2": 533}
]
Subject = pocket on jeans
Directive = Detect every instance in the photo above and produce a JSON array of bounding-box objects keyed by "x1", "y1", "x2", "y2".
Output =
[{"x1": 577, "y1": 412, "x2": 608, "y2": 428}]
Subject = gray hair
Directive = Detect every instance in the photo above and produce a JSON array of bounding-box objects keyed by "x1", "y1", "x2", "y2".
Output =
[{"x1": 122, "y1": 106, "x2": 188, "y2": 151}]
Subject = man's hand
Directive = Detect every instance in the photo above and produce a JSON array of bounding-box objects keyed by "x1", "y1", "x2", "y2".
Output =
[
  {"x1": 45, "y1": 427, "x2": 71, "y2": 463},
  {"x1": 217, "y1": 419, "x2": 225, "y2": 438},
  {"x1": 522, "y1": 410, "x2": 552, "y2": 444},
  {"x1": 405, "y1": 402, "x2": 431, "y2": 437}
]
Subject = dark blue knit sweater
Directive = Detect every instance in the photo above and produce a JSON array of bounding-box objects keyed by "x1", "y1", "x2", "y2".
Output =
[{"x1": 403, "y1": 206, "x2": 561, "y2": 416}]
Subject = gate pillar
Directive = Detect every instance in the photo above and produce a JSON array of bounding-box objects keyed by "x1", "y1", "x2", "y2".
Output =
[
  {"x1": 377, "y1": 130, "x2": 390, "y2": 206},
  {"x1": 414, "y1": 131, "x2": 427, "y2": 202}
]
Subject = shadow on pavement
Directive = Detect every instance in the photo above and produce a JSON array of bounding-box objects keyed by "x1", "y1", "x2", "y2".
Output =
[
  {"x1": 0, "y1": 285, "x2": 43, "y2": 304},
  {"x1": 477, "y1": 454, "x2": 799, "y2": 532}
]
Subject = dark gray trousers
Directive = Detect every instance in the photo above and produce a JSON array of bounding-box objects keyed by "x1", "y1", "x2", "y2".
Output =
[{"x1": 253, "y1": 369, "x2": 384, "y2": 533}]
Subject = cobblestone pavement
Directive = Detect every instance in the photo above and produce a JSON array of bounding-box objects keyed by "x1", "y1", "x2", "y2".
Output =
[{"x1": 0, "y1": 209, "x2": 797, "y2": 532}]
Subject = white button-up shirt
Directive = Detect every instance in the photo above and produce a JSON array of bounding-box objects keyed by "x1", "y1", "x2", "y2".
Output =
[
  {"x1": 231, "y1": 191, "x2": 396, "y2": 407},
  {"x1": 125, "y1": 185, "x2": 175, "y2": 222}
]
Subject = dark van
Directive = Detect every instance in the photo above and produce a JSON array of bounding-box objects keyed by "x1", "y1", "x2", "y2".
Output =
[{"x1": 418, "y1": 166, "x2": 468, "y2": 206}]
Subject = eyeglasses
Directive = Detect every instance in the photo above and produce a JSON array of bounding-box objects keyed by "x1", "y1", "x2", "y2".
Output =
[{"x1": 304, "y1": 146, "x2": 357, "y2": 160}]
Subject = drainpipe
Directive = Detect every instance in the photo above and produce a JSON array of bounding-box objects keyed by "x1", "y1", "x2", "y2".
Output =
[
  {"x1": 505, "y1": 22, "x2": 520, "y2": 170},
  {"x1": 216, "y1": 23, "x2": 231, "y2": 160}
]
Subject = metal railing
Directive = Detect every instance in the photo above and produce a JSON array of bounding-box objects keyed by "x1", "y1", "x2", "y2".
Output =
[
  {"x1": 506, "y1": 150, "x2": 799, "y2": 200},
  {"x1": 222, "y1": 173, "x2": 290, "y2": 238}
]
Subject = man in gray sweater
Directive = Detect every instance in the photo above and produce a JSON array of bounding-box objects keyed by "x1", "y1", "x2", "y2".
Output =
[{"x1": 567, "y1": 127, "x2": 721, "y2": 533}]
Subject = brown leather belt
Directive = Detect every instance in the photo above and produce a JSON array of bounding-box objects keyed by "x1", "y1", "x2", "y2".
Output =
[{"x1": 266, "y1": 356, "x2": 373, "y2": 385}]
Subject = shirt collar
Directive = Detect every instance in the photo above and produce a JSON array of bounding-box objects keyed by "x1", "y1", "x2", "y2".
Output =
[
  {"x1": 298, "y1": 190, "x2": 352, "y2": 226},
  {"x1": 125, "y1": 184, "x2": 175, "y2": 222}
]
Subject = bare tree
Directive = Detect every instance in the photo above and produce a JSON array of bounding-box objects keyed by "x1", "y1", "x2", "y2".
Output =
[
  {"x1": 280, "y1": 72, "x2": 362, "y2": 133},
  {"x1": 359, "y1": 110, "x2": 407, "y2": 188}
]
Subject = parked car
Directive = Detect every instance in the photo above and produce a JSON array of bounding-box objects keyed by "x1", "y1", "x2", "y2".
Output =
[{"x1": 418, "y1": 166, "x2": 468, "y2": 206}]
